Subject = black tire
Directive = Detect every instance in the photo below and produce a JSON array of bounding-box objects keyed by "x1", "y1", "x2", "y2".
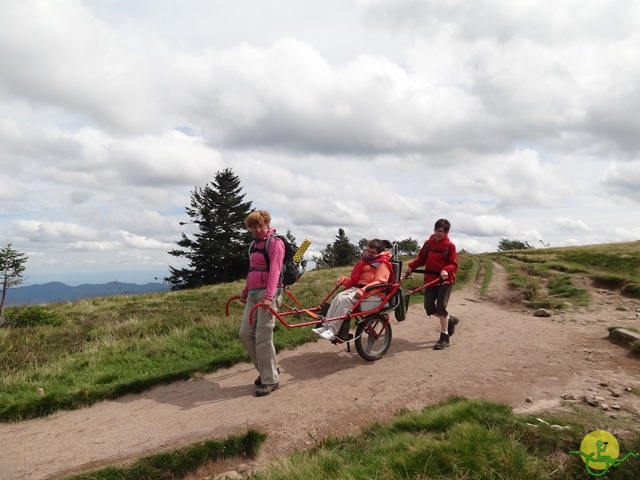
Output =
[{"x1": 354, "y1": 314, "x2": 392, "y2": 361}]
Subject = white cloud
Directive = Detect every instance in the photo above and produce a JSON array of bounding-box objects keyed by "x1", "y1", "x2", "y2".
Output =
[
  {"x1": 0, "y1": 0, "x2": 639, "y2": 284},
  {"x1": 603, "y1": 161, "x2": 640, "y2": 202},
  {"x1": 453, "y1": 214, "x2": 517, "y2": 237},
  {"x1": 553, "y1": 218, "x2": 591, "y2": 232},
  {"x1": 13, "y1": 220, "x2": 99, "y2": 243},
  {"x1": 118, "y1": 231, "x2": 173, "y2": 250}
]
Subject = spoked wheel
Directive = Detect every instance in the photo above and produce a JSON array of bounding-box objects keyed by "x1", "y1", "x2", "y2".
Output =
[{"x1": 354, "y1": 314, "x2": 392, "y2": 361}]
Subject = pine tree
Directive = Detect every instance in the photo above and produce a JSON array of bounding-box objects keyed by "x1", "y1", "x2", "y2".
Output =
[
  {"x1": 166, "y1": 168, "x2": 253, "y2": 289},
  {"x1": 314, "y1": 228, "x2": 360, "y2": 269}
]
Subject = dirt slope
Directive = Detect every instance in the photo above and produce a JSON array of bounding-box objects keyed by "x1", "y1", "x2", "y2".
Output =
[{"x1": 1, "y1": 264, "x2": 639, "y2": 480}]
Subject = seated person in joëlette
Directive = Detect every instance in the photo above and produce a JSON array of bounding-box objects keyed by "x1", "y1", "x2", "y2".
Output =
[{"x1": 312, "y1": 238, "x2": 393, "y2": 340}]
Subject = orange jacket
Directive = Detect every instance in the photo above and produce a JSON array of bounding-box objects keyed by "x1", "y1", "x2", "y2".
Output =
[{"x1": 338, "y1": 250, "x2": 393, "y2": 298}]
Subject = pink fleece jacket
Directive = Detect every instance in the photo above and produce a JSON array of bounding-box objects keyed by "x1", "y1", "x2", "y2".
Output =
[{"x1": 241, "y1": 228, "x2": 285, "y2": 301}]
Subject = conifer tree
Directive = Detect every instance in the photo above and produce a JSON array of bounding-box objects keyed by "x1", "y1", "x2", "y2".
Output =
[
  {"x1": 166, "y1": 168, "x2": 253, "y2": 289},
  {"x1": 314, "y1": 228, "x2": 359, "y2": 269}
]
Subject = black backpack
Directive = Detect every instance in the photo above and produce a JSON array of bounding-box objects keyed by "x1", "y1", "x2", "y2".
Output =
[
  {"x1": 394, "y1": 283, "x2": 411, "y2": 322},
  {"x1": 250, "y1": 234, "x2": 303, "y2": 286}
]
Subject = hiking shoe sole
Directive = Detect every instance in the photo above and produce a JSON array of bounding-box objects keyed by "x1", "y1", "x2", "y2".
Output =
[{"x1": 255, "y1": 383, "x2": 279, "y2": 397}]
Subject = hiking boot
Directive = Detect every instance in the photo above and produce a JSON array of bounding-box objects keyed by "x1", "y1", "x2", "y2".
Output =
[
  {"x1": 433, "y1": 332, "x2": 450, "y2": 350},
  {"x1": 254, "y1": 367, "x2": 280, "y2": 386},
  {"x1": 448, "y1": 315, "x2": 459, "y2": 337},
  {"x1": 255, "y1": 382, "x2": 279, "y2": 397}
]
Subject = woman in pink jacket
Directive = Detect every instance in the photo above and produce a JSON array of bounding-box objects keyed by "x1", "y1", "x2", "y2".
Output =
[
  {"x1": 405, "y1": 219, "x2": 460, "y2": 350},
  {"x1": 239, "y1": 210, "x2": 284, "y2": 397}
]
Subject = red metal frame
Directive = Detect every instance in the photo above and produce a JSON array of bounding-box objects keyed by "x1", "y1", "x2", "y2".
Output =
[{"x1": 225, "y1": 275, "x2": 443, "y2": 336}]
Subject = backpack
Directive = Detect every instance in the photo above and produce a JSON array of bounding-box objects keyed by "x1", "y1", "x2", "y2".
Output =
[
  {"x1": 250, "y1": 234, "x2": 308, "y2": 286},
  {"x1": 385, "y1": 251, "x2": 410, "y2": 322},
  {"x1": 419, "y1": 242, "x2": 450, "y2": 276},
  {"x1": 425, "y1": 243, "x2": 449, "y2": 261},
  {"x1": 394, "y1": 283, "x2": 411, "y2": 322}
]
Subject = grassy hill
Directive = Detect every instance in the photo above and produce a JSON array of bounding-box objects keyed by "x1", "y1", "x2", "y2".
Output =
[
  {"x1": 487, "y1": 241, "x2": 640, "y2": 308},
  {"x1": 2, "y1": 241, "x2": 639, "y2": 479},
  {"x1": 1, "y1": 241, "x2": 639, "y2": 423}
]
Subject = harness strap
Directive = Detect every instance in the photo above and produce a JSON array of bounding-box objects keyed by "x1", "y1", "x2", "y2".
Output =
[{"x1": 250, "y1": 237, "x2": 272, "y2": 271}]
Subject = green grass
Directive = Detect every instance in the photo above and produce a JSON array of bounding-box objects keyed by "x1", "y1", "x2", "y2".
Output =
[
  {"x1": 482, "y1": 241, "x2": 640, "y2": 309},
  {"x1": 0, "y1": 276, "x2": 333, "y2": 422},
  {"x1": 477, "y1": 258, "x2": 494, "y2": 295},
  {"x1": 251, "y1": 397, "x2": 640, "y2": 480},
  {"x1": 65, "y1": 429, "x2": 266, "y2": 480},
  {"x1": 58, "y1": 397, "x2": 640, "y2": 480},
  {"x1": 2, "y1": 244, "x2": 638, "y2": 422}
]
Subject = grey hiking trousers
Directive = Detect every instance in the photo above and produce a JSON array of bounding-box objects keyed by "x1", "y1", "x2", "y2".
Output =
[{"x1": 239, "y1": 288, "x2": 283, "y2": 386}]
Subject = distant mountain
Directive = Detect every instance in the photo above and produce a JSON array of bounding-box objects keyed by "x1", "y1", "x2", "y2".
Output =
[{"x1": 5, "y1": 281, "x2": 171, "y2": 306}]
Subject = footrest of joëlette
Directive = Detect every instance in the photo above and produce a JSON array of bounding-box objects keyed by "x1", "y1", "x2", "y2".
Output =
[
  {"x1": 332, "y1": 333, "x2": 354, "y2": 352},
  {"x1": 332, "y1": 331, "x2": 352, "y2": 342}
]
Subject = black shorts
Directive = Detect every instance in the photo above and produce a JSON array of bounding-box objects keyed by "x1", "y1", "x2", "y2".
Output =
[{"x1": 423, "y1": 283, "x2": 452, "y2": 317}]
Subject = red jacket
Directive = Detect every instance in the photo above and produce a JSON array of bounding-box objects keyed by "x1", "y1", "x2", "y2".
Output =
[{"x1": 408, "y1": 234, "x2": 458, "y2": 284}]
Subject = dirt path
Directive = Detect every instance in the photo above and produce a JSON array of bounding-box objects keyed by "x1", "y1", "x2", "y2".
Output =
[{"x1": 1, "y1": 264, "x2": 639, "y2": 480}]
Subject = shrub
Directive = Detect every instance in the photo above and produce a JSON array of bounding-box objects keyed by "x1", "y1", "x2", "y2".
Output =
[
  {"x1": 622, "y1": 282, "x2": 640, "y2": 299},
  {"x1": 3, "y1": 306, "x2": 63, "y2": 327}
]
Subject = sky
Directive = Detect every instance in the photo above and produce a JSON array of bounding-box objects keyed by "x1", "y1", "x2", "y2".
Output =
[{"x1": 1, "y1": 0, "x2": 639, "y2": 286}]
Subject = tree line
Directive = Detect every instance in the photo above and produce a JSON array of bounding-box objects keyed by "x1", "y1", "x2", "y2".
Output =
[
  {"x1": 164, "y1": 168, "x2": 422, "y2": 290},
  {"x1": 164, "y1": 168, "x2": 543, "y2": 290},
  {"x1": 0, "y1": 167, "x2": 544, "y2": 322}
]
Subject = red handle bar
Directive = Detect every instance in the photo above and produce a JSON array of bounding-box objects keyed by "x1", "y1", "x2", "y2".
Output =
[
  {"x1": 225, "y1": 295, "x2": 243, "y2": 316},
  {"x1": 404, "y1": 275, "x2": 445, "y2": 295}
]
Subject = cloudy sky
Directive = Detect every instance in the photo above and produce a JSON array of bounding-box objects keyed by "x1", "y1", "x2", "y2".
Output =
[{"x1": 1, "y1": 0, "x2": 639, "y2": 286}]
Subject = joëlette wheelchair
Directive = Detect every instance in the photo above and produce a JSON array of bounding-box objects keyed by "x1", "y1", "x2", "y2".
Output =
[{"x1": 225, "y1": 251, "x2": 440, "y2": 362}]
